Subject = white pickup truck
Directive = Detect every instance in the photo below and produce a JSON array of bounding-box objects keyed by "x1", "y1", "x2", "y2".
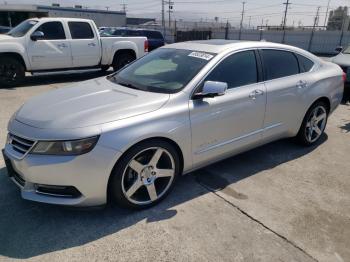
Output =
[{"x1": 0, "y1": 17, "x2": 148, "y2": 86}]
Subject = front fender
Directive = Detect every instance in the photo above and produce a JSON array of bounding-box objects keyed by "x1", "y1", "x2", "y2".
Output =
[
  {"x1": 0, "y1": 42, "x2": 30, "y2": 70},
  {"x1": 98, "y1": 104, "x2": 193, "y2": 173}
]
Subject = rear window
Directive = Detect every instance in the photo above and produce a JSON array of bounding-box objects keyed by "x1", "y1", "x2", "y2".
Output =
[
  {"x1": 261, "y1": 50, "x2": 299, "y2": 80},
  {"x1": 296, "y1": 54, "x2": 314, "y2": 73},
  {"x1": 68, "y1": 22, "x2": 94, "y2": 39}
]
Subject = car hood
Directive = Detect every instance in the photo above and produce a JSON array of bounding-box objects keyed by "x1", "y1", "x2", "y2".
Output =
[
  {"x1": 331, "y1": 53, "x2": 350, "y2": 66},
  {"x1": 15, "y1": 77, "x2": 170, "y2": 129},
  {"x1": 0, "y1": 34, "x2": 13, "y2": 40}
]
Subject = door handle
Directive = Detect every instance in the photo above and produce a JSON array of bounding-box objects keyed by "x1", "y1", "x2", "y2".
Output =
[
  {"x1": 249, "y1": 89, "x2": 264, "y2": 100},
  {"x1": 296, "y1": 80, "x2": 308, "y2": 89},
  {"x1": 88, "y1": 43, "x2": 96, "y2": 47},
  {"x1": 57, "y1": 43, "x2": 67, "y2": 48}
]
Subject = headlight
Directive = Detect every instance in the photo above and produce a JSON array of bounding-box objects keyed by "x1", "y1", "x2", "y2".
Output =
[{"x1": 31, "y1": 136, "x2": 99, "y2": 156}]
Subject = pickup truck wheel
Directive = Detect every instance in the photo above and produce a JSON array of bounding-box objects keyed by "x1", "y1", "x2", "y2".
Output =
[
  {"x1": 112, "y1": 52, "x2": 135, "y2": 71},
  {"x1": 0, "y1": 57, "x2": 25, "y2": 88},
  {"x1": 100, "y1": 65, "x2": 110, "y2": 72}
]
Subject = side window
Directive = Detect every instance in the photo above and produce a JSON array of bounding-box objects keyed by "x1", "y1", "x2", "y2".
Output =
[
  {"x1": 261, "y1": 50, "x2": 299, "y2": 80},
  {"x1": 204, "y1": 51, "x2": 258, "y2": 89},
  {"x1": 296, "y1": 54, "x2": 314, "y2": 73},
  {"x1": 68, "y1": 22, "x2": 94, "y2": 39},
  {"x1": 35, "y1": 22, "x2": 66, "y2": 40}
]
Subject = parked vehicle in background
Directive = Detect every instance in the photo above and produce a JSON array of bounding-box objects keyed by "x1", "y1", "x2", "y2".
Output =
[
  {"x1": 332, "y1": 46, "x2": 350, "y2": 102},
  {"x1": 101, "y1": 27, "x2": 164, "y2": 51},
  {"x1": 0, "y1": 26, "x2": 11, "y2": 34},
  {"x1": 0, "y1": 18, "x2": 148, "y2": 87},
  {"x1": 2, "y1": 40, "x2": 344, "y2": 209}
]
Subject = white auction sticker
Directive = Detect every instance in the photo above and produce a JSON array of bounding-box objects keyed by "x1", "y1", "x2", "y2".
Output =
[{"x1": 188, "y1": 52, "x2": 214, "y2": 60}]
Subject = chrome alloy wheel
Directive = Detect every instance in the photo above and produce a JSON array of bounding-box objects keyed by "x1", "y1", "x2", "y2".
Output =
[
  {"x1": 305, "y1": 105, "x2": 327, "y2": 143},
  {"x1": 121, "y1": 147, "x2": 175, "y2": 205}
]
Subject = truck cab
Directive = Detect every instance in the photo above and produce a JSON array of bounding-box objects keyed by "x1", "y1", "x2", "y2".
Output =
[{"x1": 0, "y1": 18, "x2": 148, "y2": 87}]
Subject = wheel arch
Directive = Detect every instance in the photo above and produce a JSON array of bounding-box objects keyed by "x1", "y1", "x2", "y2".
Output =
[
  {"x1": 0, "y1": 52, "x2": 27, "y2": 71},
  {"x1": 112, "y1": 49, "x2": 136, "y2": 63},
  {"x1": 310, "y1": 96, "x2": 331, "y2": 113}
]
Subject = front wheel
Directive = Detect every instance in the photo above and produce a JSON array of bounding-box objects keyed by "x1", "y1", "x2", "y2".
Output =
[
  {"x1": 296, "y1": 101, "x2": 328, "y2": 146},
  {"x1": 109, "y1": 140, "x2": 180, "y2": 209},
  {"x1": 0, "y1": 57, "x2": 25, "y2": 88}
]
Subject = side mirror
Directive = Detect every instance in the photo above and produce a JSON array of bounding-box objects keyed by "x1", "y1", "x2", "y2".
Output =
[
  {"x1": 335, "y1": 46, "x2": 343, "y2": 53},
  {"x1": 30, "y1": 31, "x2": 44, "y2": 41},
  {"x1": 193, "y1": 81, "x2": 228, "y2": 100}
]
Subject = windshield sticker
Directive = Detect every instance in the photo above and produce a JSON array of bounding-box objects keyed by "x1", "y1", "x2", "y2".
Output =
[{"x1": 188, "y1": 52, "x2": 214, "y2": 60}]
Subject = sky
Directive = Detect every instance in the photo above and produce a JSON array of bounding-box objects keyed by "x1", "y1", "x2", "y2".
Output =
[{"x1": 2, "y1": 0, "x2": 350, "y2": 28}]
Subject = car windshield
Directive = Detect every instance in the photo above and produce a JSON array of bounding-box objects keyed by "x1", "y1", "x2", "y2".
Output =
[
  {"x1": 7, "y1": 20, "x2": 38, "y2": 37},
  {"x1": 343, "y1": 46, "x2": 350, "y2": 54},
  {"x1": 109, "y1": 48, "x2": 215, "y2": 93}
]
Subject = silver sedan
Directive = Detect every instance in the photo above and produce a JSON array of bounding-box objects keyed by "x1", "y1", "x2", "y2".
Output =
[{"x1": 2, "y1": 40, "x2": 344, "y2": 209}]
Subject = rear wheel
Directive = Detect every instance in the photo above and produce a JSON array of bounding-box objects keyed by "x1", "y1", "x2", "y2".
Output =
[
  {"x1": 0, "y1": 57, "x2": 25, "y2": 88},
  {"x1": 112, "y1": 52, "x2": 135, "y2": 71},
  {"x1": 296, "y1": 101, "x2": 328, "y2": 146},
  {"x1": 109, "y1": 140, "x2": 180, "y2": 209},
  {"x1": 100, "y1": 65, "x2": 110, "y2": 72}
]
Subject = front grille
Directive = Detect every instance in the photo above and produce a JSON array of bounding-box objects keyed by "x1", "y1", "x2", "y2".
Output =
[{"x1": 7, "y1": 133, "x2": 36, "y2": 157}]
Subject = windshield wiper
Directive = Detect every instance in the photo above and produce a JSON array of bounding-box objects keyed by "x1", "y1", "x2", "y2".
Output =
[{"x1": 116, "y1": 81, "x2": 143, "y2": 91}]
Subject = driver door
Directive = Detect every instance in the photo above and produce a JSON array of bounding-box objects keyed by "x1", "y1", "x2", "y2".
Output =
[
  {"x1": 189, "y1": 50, "x2": 267, "y2": 167},
  {"x1": 27, "y1": 21, "x2": 73, "y2": 70}
]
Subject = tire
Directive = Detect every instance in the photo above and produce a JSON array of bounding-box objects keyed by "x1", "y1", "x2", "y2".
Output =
[
  {"x1": 0, "y1": 56, "x2": 25, "y2": 88},
  {"x1": 112, "y1": 52, "x2": 135, "y2": 71},
  {"x1": 296, "y1": 101, "x2": 328, "y2": 146},
  {"x1": 109, "y1": 140, "x2": 180, "y2": 209},
  {"x1": 100, "y1": 65, "x2": 110, "y2": 72}
]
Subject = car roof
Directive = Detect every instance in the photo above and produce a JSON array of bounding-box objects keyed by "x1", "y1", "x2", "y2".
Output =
[
  {"x1": 31, "y1": 17, "x2": 94, "y2": 23},
  {"x1": 165, "y1": 39, "x2": 319, "y2": 60}
]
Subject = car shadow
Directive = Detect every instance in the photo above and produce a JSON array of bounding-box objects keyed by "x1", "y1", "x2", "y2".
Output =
[
  {"x1": 0, "y1": 135, "x2": 327, "y2": 259},
  {"x1": 3, "y1": 70, "x2": 112, "y2": 89}
]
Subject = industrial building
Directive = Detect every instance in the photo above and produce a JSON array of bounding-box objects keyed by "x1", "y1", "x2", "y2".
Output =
[{"x1": 0, "y1": 4, "x2": 126, "y2": 28}]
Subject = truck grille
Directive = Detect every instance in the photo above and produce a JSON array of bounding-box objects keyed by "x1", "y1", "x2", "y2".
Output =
[{"x1": 7, "y1": 133, "x2": 36, "y2": 157}]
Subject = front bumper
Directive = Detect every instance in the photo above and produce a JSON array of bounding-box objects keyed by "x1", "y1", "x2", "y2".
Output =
[{"x1": 2, "y1": 142, "x2": 122, "y2": 207}]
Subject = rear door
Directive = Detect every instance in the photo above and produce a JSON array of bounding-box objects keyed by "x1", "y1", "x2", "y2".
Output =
[
  {"x1": 27, "y1": 21, "x2": 72, "y2": 70},
  {"x1": 68, "y1": 21, "x2": 101, "y2": 67},
  {"x1": 260, "y1": 49, "x2": 315, "y2": 140}
]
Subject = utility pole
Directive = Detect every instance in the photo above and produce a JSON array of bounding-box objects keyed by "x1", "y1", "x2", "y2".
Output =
[
  {"x1": 282, "y1": 0, "x2": 291, "y2": 29},
  {"x1": 308, "y1": 6, "x2": 321, "y2": 51},
  {"x1": 238, "y1": 1, "x2": 246, "y2": 39},
  {"x1": 161, "y1": 0, "x2": 165, "y2": 28},
  {"x1": 248, "y1": 16, "x2": 251, "y2": 29},
  {"x1": 121, "y1": 3, "x2": 127, "y2": 13},
  {"x1": 323, "y1": 0, "x2": 331, "y2": 28},
  {"x1": 167, "y1": 1, "x2": 174, "y2": 27},
  {"x1": 282, "y1": 0, "x2": 291, "y2": 43}
]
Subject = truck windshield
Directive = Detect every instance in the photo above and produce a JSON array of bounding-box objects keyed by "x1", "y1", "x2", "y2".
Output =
[
  {"x1": 109, "y1": 48, "x2": 215, "y2": 94},
  {"x1": 7, "y1": 20, "x2": 38, "y2": 37}
]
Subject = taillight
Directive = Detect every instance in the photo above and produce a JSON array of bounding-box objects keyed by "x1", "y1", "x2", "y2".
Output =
[
  {"x1": 342, "y1": 72, "x2": 347, "y2": 82},
  {"x1": 144, "y1": 40, "x2": 149, "y2": 52}
]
